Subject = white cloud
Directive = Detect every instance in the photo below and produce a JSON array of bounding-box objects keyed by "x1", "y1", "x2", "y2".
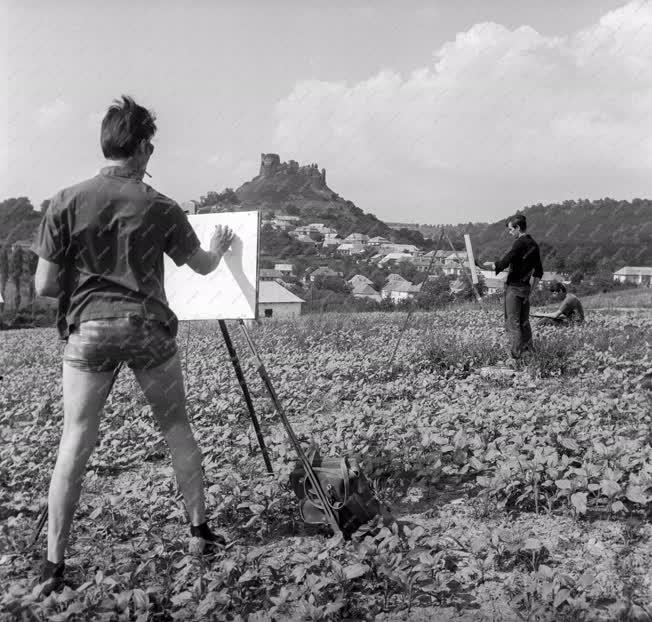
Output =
[
  {"x1": 273, "y1": 1, "x2": 652, "y2": 221},
  {"x1": 36, "y1": 97, "x2": 68, "y2": 128}
]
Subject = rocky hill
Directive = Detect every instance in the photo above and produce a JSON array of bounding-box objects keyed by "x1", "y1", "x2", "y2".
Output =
[{"x1": 205, "y1": 153, "x2": 395, "y2": 239}]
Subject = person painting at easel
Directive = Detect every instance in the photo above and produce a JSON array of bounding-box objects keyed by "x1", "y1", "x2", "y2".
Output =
[
  {"x1": 31, "y1": 95, "x2": 234, "y2": 595},
  {"x1": 475, "y1": 214, "x2": 544, "y2": 364}
]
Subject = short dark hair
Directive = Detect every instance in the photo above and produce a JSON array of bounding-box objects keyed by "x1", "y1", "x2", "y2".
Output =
[
  {"x1": 506, "y1": 214, "x2": 527, "y2": 231},
  {"x1": 550, "y1": 281, "x2": 566, "y2": 294},
  {"x1": 101, "y1": 95, "x2": 157, "y2": 159}
]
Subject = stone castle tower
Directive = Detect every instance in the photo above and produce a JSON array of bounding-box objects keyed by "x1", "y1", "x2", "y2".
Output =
[{"x1": 258, "y1": 153, "x2": 327, "y2": 187}]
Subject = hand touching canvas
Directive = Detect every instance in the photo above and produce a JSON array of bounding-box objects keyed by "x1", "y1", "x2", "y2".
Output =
[{"x1": 164, "y1": 211, "x2": 259, "y2": 320}]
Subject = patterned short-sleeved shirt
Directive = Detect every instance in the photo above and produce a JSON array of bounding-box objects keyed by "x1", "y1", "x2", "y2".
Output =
[{"x1": 31, "y1": 166, "x2": 200, "y2": 341}]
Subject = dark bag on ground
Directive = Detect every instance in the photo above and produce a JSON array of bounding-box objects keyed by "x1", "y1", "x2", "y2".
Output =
[{"x1": 289, "y1": 448, "x2": 389, "y2": 538}]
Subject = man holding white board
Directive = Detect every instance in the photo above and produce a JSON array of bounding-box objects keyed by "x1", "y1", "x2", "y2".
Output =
[
  {"x1": 474, "y1": 215, "x2": 543, "y2": 362},
  {"x1": 31, "y1": 95, "x2": 234, "y2": 594}
]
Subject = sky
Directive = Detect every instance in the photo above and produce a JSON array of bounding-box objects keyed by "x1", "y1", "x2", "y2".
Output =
[{"x1": 2, "y1": 0, "x2": 652, "y2": 225}]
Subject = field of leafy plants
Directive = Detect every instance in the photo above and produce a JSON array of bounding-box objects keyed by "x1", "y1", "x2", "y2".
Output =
[{"x1": 1, "y1": 304, "x2": 651, "y2": 621}]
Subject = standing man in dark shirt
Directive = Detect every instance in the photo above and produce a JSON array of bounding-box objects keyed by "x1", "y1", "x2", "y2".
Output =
[
  {"x1": 31, "y1": 96, "x2": 234, "y2": 595},
  {"x1": 476, "y1": 214, "x2": 544, "y2": 361}
]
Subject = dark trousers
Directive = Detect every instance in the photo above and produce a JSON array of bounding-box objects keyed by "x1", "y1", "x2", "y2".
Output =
[{"x1": 504, "y1": 284, "x2": 534, "y2": 359}]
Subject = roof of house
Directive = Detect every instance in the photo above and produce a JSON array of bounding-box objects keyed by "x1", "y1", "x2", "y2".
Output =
[
  {"x1": 386, "y1": 273, "x2": 409, "y2": 282},
  {"x1": 383, "y1": 281, "x2": 420, "y2": 293},
  {"x1": 258, "y1": 281, "x2": 305, "y2": 304},
  {"x1": 337, "y1": 243, "x2": 366, "y2": 252},
  {"x1": 379, "y1": 252, "x2": 414, "y2": 265},
  {"x1": 348, "y1": 274, "x2": 374, "y2": 285},
  {"x1": 310, "y1": 266, "x2": 340, "y2": 277},
  {"x1": 368, "y1": 236, "x2": 390, "y2": 243},
  {"x1": 381, "y1": 244, "x2": 419, "y2": 252},
  {"x1": 351, "y1": 283, "x2": 379, "y2": 296},
  {"x1": 296, "y1": 234, "x2": 317, "y2": 244},
  {"x1": 274, "y1": 263, "x2": 294, "y2": 271},
  {"x1": 614, "y1": 266, "x2": 652, "y2": 276},
  {"x1": 259, "y1": 269, "x2": 285, "y2": 278}
]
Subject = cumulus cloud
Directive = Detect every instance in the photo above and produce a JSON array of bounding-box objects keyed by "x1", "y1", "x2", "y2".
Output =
[
  {"x1": 36, "y1": 97, "x2": 68, "y2": 128},
  {"x1": 273, "y1": 1, "x2": 652, "y2": 220}
]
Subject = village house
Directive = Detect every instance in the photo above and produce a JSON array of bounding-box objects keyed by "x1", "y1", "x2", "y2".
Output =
[
  {"x1": 257, "y1": 281, "x2": 304, "y2": 319},
  {"x1": 351, "y1": 283, "x2": 382, "y2": 302},
  {"x1": 381, "y1": 280, "x2": 421, "y2": 303},
  {"x1": 305, "y1": 266, "x2": 343, "y2": 283},
  {"x1": 539, "y1": 271, "x2": 568, "y2": 288},
  {"x1": 368, "y1": 236, "x2": 391, "y2": 246},
  {"x1": 379, "y1": 243, "x2": 420, "y2": 255},
  {"x1": 347, "y1": 274, "x2": 374, "y2": 289},
  {"x1": 484, "y1": 277, "x2": 506, "y2": 295},
  {"x1": 378, "y1": 252, "x2": 414, "y2": 267},
  {"x1": 274, "y1": 263, "x2": 294, "y2": 275},
  {"x1": 294, "y1": 234, "x2": 318, "y2": 247},
  {"x1": 270, "y1": 218, "x2": 296, "y2": 231},
  {"x1": 386, "y1": 273, "x2": 409, "y2": 284},
  {"x1": 322, "y1": 233, "x2": 343, "y2": 248},
  {"x1": 410, "y1": 251, "x2": 437, "y2": 272},
  {"x1": 337, "y1": 243, "x2": 367, "y2": 256},
  {"x1": 342, "y1": 233, "x2": 369, "y2": 245},
  {"x1": 613, "y1": 266, "x2": 652, "y2": 286},
  {"x1": 259, "y1": 268, "x2": 286, "y2": 281},
  {"x1": 180, "y1": 200, "x2": 199, "y2": 215}
]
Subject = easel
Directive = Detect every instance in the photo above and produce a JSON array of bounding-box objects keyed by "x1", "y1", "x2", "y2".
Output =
[{"x1": 31, "y1": 317, "x2": 342, "y2": 548}]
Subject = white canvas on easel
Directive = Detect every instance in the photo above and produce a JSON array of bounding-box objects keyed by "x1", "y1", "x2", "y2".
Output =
[{"x1": 163, "y1": 210, "x2": 259, "y2": 320}]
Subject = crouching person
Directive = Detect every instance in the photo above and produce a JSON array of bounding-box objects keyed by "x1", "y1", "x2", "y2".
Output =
[
  {"x1": 32, "y1": 95, "x2": 234, "y2": 595},
  {"x1": 537, "y1": 282, "x2": 585, "y2": 326}
]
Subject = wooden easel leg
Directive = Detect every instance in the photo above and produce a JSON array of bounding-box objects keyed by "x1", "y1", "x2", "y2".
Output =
[
  {"x1": 218, "y1": 320, "x2": 273, "y2": 475},
  {"x1": 236, "y1": 319, "x2": 342, "y2": 537}
]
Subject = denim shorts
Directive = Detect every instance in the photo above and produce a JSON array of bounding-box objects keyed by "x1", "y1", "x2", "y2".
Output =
[{"x1": 63, "y1": 315, "x2": 178, "y2": 372}]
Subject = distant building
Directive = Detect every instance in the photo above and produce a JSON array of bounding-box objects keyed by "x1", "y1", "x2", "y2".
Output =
[
  {"x1": 347, "y1": 274, "x2": 374, "y2": 288},
  {"x1": 379, "y1": 244, "x2": 420, "y2": 255},
  {"x1": 540, "y1": 271, "x2": 568, "y2": 287},
  {"x1": 274, "y1": 263, "x2": 294, "y2": 275},
  {"x1": 351, "y1": 283, "x2": 381, "y2": 302},
  {"x1": 368, "y1": 236, "x2": 391, "y2": 246},
  {"x1": 408, "y1": 255, "x2": 435, "y2": 272},
  {"x1": 306, "y1": 266, "x2": 343, "y2": 282},
  {"x1": 343, "y1": 233, "x2": 369, "y2": 244},
  {"x1": 381, "y1": 280, "x2": 421, "y2": 303},
  {"x1": 378, "y1": 252, "x2": 414, "y2": 267},
  {"x1": 322, "y1": 234, "x2": 343, "y2": 247},
  {"x1": 257, "y1": 281, "x2": 304, "y2": 319},
  {"x1": 180, "y1": 200, "x2": 199, "y2": 215},
  {"x1": 484, "y1": 277, "x2": 506, "y2": 295},
  {"x1": 337, "y1": 243, "x2": 367, "y2": 255},
  {"x1": 259, "y1": 269, "x2": 285, "y2": 281},
  {"x1": 613, "y1": 266, "x2": 652, "y2": 286}
]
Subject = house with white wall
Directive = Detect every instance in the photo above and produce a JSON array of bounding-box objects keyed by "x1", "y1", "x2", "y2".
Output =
[
  {"x1": 613, "y1": 266, "x2": 652, "y2": 286},
  {"x1": 257, "y1": 281, "x2": 304, "y2": 319}
]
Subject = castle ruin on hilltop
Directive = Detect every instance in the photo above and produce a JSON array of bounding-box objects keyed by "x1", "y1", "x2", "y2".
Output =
[{"x1": 259, "y1": 153, "x2": 327, "y2": 189}]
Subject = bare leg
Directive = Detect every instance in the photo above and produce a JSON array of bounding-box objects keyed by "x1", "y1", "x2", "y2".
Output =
[
  {"x1": 47, "y1": 364, "x2": 115, "y2": 563},
  {"x1": 132, "y1": 352, "x2": 206, "y2": 525}
]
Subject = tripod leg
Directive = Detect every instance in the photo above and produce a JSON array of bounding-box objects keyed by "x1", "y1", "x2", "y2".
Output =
[
  {"x1": 218, "y1": 320, "x2": 273, "y2": 474},
  {"x1": 237, "y1": 320, "x2": 342, "y2": 536}
]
